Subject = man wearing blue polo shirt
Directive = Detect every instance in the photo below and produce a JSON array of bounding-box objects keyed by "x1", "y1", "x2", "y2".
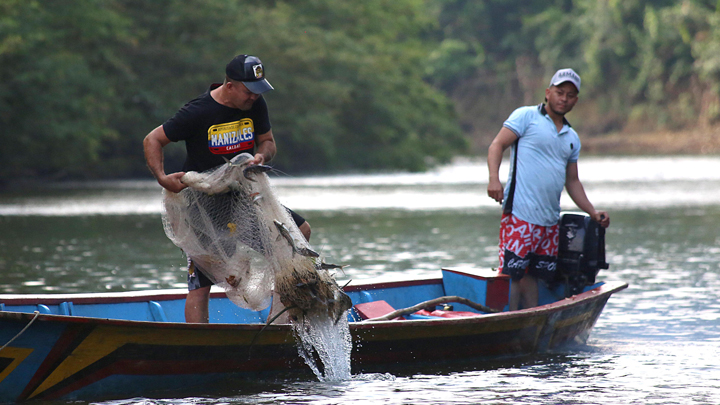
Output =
[{"x1": 487, "y1": 68, "x2": 610, "y2": 311}]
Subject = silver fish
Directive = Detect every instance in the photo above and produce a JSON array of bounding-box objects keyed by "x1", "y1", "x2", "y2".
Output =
[
  {"x1": 273, "y1": 220, "x2": 298, "y2": 253},
  {"x1": 318, "y1": 262, "x2": 348, "y2": 271},
  {"x1": 297, "y1": 246, "x2": 320, "y2": 258},
  {"x1": 273, "y1": 220, "x2": 320, "y2": 258},
  {"x1": 243, "y1": 164, "x2": 273, "y2": 181}
]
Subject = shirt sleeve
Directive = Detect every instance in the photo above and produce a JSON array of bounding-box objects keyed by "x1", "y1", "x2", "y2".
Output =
[
  {"x1": 569, "y1": 135, "x2": 581, "y2": 163},
  {"x1": 502, "y1": 106, "x2": 532, "y2": 138}
]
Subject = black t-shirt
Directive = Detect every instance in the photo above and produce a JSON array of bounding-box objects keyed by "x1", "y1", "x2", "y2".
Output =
[{"x1": 163, "y1": 83, "x2": 272, "y2": 173}]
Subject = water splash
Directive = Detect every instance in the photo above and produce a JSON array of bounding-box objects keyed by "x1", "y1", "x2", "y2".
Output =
[{"x1": 293, "y1": 311, "x2": 353, "y2": 381}]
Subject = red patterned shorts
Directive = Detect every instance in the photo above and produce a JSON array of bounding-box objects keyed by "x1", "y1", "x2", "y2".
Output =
[{"x1": 498, "y1": 213, "x2": 559, "y2": 281}]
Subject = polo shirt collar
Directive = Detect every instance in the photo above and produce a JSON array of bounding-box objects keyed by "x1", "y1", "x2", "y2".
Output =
[{"x1": 539, "y1": 103, "x2": 572, "y2": 128}]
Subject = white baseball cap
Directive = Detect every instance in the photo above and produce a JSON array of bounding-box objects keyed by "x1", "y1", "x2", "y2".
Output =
[{"x1": 549, "y1": 68, "x2": 581, "y2": 92}]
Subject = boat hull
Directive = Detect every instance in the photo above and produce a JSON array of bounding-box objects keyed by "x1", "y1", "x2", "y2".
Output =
[
  {"x1": 351, "y1": 282, "x2": 622, "y2": 371},
  {"x1": 0, "y1": 279, "x2": 627, "y2": 402}
]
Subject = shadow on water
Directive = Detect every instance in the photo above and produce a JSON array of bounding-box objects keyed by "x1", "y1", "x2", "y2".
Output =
[
  {"x1": 77, "y1": 349, "x2": 608, "y2": 405},
  {"x1": 351, "y1": 340, "x2": 605, "y2": 378}
]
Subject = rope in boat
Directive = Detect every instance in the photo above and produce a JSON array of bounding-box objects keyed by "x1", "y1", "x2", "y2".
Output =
[
  {"x1": 364, "y1": 296, "x2": 500, "y2": 322},
  {"x1": 0, "y1": 311, "x2": 40, "y2": 353}
]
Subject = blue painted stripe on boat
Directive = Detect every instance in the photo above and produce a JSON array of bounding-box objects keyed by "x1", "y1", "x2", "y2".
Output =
[
  {"x1": 258, "y1": 304, "x2": 270, "y2": 323},
  {"x1": 442, "y1": 269, "x2": 488, "y2": 312},
  {"x1": 346, "y1": 284, "x2": 446, "y2": 313},
  {"x1": 208, "y1": 297, "x2": 265, "y2": 323},
  {"x1": 538, "y1": 283, "x2": 567, "y2": 305}
]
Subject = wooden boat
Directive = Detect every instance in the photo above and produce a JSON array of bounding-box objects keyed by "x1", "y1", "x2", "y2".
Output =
[{"x1": 0, "y1": 267, "x2": 627, "y2": 403}]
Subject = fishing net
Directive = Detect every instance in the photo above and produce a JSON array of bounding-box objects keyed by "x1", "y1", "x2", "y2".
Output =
[{"x1": 161, "y1": 153, "x2": 351, "y2": 322}]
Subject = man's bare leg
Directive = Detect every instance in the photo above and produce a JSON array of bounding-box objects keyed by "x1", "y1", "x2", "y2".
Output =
[
  {"x1": 508, "y1": 279, "x2": 522, "y2": 311},
  {"x1": 519, "y1": 275, "x2": 539, "y2": 309},
  {"x1": 185, "y1": 285, "x2": 210, "y2": 323}
]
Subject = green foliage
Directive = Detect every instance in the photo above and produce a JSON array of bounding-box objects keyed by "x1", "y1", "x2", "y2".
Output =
[
  {"x1": 428, "y1": 0, "x2": 720, "y2": 136},
  {"x1": 244, "y1": 0, "x2": 465, "y2": 172},
  {"x1": 2, "y1": 0, "x2": 720, "y2": 183},
  {"x1": 0, "y1": 0, "x2": 465, "y2": 183},
  {"x1": 0, "y1": 0, "x2": 134, "y2": 180}
]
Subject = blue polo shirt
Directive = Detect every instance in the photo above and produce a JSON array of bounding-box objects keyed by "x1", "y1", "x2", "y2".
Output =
[{"x1": 502, "y1": 104, "x2": 581, "y2": 226}]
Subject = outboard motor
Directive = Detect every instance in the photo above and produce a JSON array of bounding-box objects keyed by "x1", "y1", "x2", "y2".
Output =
[{"x1": 556, "y1": 212, "x2": 609, "y2": 297}]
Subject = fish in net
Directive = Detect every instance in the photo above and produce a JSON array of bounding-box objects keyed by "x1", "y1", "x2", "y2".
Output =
[{"x1": 161, "y1": 153, "x2": 352, "y2": 323}]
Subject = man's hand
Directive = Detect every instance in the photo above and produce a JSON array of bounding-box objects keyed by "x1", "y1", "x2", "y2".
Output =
[
  {"x1": 159, "y1": 172, "x2": 187, "y2": 193},
  {"x1": 487, "y1": 179, "x2": 504, "y2": 204},
  {"x1": 591, "y1": 210, "x2": 610, "y2": 228},
  {"x1": 249, "y1": 153, "x2": 265, "y2": 166},
  {"x1": 251, "y1": 130, "x2": 276, "y2": 166}
]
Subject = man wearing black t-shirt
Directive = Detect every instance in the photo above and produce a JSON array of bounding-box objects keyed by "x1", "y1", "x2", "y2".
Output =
[{"x1": 144, "y1": 54, "x2": 311, "y2": 323}]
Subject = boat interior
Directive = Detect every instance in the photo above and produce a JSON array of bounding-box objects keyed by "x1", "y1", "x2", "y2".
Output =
[{"x1": 0, "y1": 268, "x2": 604, "y2": 324}]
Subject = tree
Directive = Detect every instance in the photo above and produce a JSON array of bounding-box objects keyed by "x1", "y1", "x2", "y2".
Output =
[
  {"x1": 0, "y1": 0, "x2": 135, "y2": 181},
  {"x1": 0, "y1": 0, "x2": 467, "y2": 183}
]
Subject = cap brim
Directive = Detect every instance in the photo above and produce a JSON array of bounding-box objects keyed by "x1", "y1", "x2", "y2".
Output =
[
  {"x1": 243, "y1": 79, "x2": 274, "y2": 94},
  {"x1": 551, "y1": 80, "x2": 579, "y2": 91}
]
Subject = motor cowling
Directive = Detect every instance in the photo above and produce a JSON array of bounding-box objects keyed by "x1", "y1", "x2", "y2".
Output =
[{"x1": 556, "y1": 212, "x2": 609, "y2": 296}]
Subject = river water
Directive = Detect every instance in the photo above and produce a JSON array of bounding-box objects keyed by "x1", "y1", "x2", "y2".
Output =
[{"x1": 1, "y1": 156, "x2": 719, "y2": 404}]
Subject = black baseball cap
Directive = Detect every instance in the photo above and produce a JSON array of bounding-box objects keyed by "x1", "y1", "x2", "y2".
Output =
[{"x1": 225, "y1": 54, "x2": 274, "y2": 94}]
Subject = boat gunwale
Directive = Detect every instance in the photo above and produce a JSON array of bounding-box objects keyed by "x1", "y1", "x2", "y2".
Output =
[{"x1": 0, "y1": 277, "x2": 446, "y2": 305}]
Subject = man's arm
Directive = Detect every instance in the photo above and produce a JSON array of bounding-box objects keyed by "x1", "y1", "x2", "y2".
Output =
[
  {"x1": 143, "y1": 125, "x2": 187, "y2": 193},
  {"x1": 250, "y1": 129, "x2": 277, "y2": 165},
  {"x1": 565, "y1": 162, "x2": 610, "y2": 227},
  {"x1": 487, "y1": 127, "x2": 518, "y2": 204}
]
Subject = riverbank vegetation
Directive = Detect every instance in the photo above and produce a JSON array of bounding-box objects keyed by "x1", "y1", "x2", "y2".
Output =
[{"x1": 1, "y1": 0, "x2": 718, "y2": 183}]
